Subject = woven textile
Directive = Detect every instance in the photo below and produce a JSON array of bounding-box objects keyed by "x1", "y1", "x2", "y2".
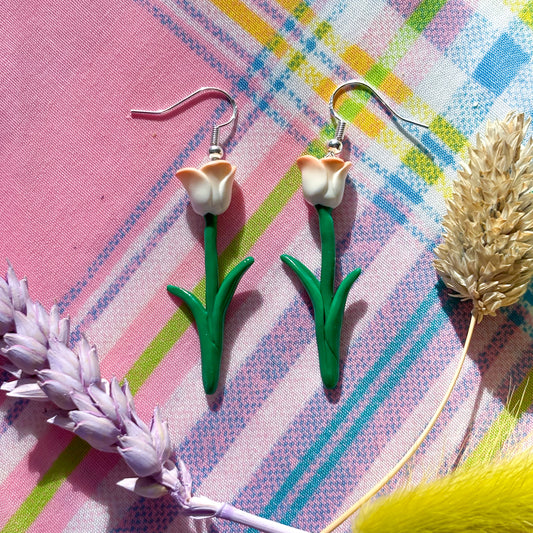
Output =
[{"x1": 2, "y1": 0, "x2": 533, "y2": 531}]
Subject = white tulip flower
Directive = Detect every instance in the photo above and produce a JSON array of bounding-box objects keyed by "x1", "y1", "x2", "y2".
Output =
[
  {"x1": 297, "y1": 155, "x2": 351, "y2": 209},
  {"x1": 176, "y1": 160, "x2": 236, "y2": 216}
]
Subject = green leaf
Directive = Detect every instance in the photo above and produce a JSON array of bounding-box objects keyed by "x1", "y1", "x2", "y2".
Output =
[
  {"x1": 325, "y1": 267, "x2": 361, "y2": 342},
  {"x1": 167, "y1": 285, "x2": 206, "y2": 327},
  {"x1": 280, "y1": 254, "x2": 322, "y2": 306},
  {"x1": 212, "y1": 256, "x2": 254, "y2": 329}
]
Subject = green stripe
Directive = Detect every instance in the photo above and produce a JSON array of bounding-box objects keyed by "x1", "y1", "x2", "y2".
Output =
[
  {"x1": 402, "y1": 147, "x2": 445, "y2": 185},
  {"x1": 366, "y1": 63, "x2": 389, "y2": 87},
  {"x1": 354, "y1": 0, "x2": 468, "y2": 160},
  {"x1": 406, "y1": 0, "x2": 447, "y2": 32},
  {"x1": 377, "y1": 0, "x2": 446, "y2": 69},
  {"x1": 430, "y1": 115, "x2": 468, "y2": 153},
  {"x1": 520, "y1": 1, "x2": 533, "y2": 29},
  {"x1": 4, "y1": 159, "x2": 304, "y2": 530},
  {"x1": 313, "y1": 20, "x2": 333, "y2": 40},
  {"x1": 2, "y1": 438, "x2": 91, "y2": 533},
  {"x1": 378, "y1": 25, "x2": 420, "y2": 70},
  {"x1": 464, "y1": 366, "x2": 533, "y2": 467},
  {"x1": 126, "y1": 161, "x2": 302, "y2": 394}
]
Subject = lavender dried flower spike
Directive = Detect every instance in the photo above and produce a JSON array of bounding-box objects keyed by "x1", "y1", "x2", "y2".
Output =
[
  {"x1": 0, "y1": 264, "x2": 308, "y2": 533},
  {"x1": 434, "y1": 112, "x2": 533, "y2": 322}
]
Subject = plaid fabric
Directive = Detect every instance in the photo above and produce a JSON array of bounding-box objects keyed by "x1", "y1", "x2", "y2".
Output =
[{"x1": 2, "y1": 0, "x2": 533, "y2": 531}]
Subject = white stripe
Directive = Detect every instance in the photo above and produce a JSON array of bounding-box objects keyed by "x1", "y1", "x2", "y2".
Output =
[
  {"x1": 0, "y1": 408, "x2": 43, "y2": 485},
  {"x1": 172, "y1": 225, "x2": 426, "y2": 508},
  {"x1": 159, "y1": 0, "x2": 264, "y2": 64},
  {"x1": 61, "y1": 208, "x2": 423, "y2": 530}
]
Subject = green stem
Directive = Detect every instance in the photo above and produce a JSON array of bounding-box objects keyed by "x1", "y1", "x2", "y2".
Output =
[
  {"x1": 316, "y1": 204, "x2": 340, "y2": 388},
  {"x1": 317, "y1": 205, "x2": 335, "y2": 314},
  {"x1": 204, "y1": 214, "x2": 219, "y2": 318},
  {"x1": 203, "y1": 213, "x2": 221, "y2": 395}
]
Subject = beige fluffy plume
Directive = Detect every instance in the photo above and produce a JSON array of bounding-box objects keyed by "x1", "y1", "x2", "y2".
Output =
[{"x1": 434, "y1": 112, "x2": 533, "y2": 322}]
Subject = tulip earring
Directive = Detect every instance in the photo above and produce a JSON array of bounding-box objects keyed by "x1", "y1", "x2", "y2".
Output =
[
  {"x1": 132, "y1": 88, "x2": 254, "y2": 395},
  {"x1": 281, "y1": 80, "x2": 428, "y2": 389}
]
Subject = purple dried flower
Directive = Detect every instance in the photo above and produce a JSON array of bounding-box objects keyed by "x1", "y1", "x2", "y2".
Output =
[
  {"x1": 0, "y1": 378, "x2": 48, "y2": 400},
  {"x1": 151, "y1": 406, "x2": 171, "y2": 463},
  {"x1": 173, "y1": 458, "x2": 193, "y2": 506},
  {"x1": 116, "y1": 477, "x2": 169, "y2": 499},
  {"x1": 88, "y1": 383, "x2": 121, "y2": 424},
  {"x1": 0, "y1": 264, "x2": 311, "y2": 533},
  {"x1": 117, "y1": 435, "x2": 162, "y2": 477},
  {"x1": 69, "y1": 410, "x2": 121, "y2": 451},
  {"x1": 38, "y1": 369, "x2": 83, "y2": 410},
  {"x1": 78, "y1": 336, "x2": 101, "y2": 387},
  {"x1": 47, "y1": 338, "x2": 80, "y2": 379},
  {"x1": 3, "y1": 334, "x2": 48, "y2": 374},
  {"x1": 5, "y1": 262, "x2": 28, "y2": 315}
]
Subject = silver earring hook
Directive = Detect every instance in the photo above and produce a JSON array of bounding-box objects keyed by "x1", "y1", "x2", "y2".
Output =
[
  {"x1": 326, "y1": 80, "x2": 428, "y2": 157},
  {"x1": 131, "y1": 87, "x2": 238, "y2": 160}
]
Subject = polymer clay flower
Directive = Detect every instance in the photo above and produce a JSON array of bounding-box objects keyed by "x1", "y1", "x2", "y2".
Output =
[
  {"x1": 171, "y1": 158, "x2": 253, "y2": 394},
  {"x1": 297, "y1": 155, "x2": 352, "y2": 209},
  {"x1": 176, "y1": 160, "x2": 235, "y2": 215}
]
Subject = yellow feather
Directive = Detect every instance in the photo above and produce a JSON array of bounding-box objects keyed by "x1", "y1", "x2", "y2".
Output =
[{"x1": 352, "y1": 451, "x2": 533, "y2": 532}]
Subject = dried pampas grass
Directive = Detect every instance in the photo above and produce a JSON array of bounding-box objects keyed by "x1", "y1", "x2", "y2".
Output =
[{"x1": 434, "y1": 112, "x2": 533, "y2": 321}]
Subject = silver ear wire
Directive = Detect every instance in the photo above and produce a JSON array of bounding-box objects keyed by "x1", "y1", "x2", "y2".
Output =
[
  {"x1": 131, "y1": 87, "x2": 238, "y2": 160},
  {"x1": 327, "y1": 79, "x2": 428, "y2": 156}
]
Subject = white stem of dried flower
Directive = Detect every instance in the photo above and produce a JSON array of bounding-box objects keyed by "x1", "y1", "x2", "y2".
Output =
[{"x1": 0, "y1": 264, "x2": 310, "y2": 533}]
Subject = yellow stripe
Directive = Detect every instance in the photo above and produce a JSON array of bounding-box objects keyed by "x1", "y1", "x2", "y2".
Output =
[
  {"x1": 209, "y1": 0, "x2": 289, "y2": 57},
  {"x1": 341, "y1": 45, "x2": 375, "y2": 76},
  {"x1": 210, "y1": 0, "x2": 456, "y2": 195},
  {"x1": 504, "y1": 0, "x2": 529, "y2": 12},
  {"x1": 273, "y1": 0, "x2": 469, "y2": 159},
  {"x1": 464, "y1": 370, "x2": 533, "y2": 466}
]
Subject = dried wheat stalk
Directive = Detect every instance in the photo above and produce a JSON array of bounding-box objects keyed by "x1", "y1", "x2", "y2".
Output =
[{"x1": 435, "y1": 112, "x2": 533, "y2": 321}]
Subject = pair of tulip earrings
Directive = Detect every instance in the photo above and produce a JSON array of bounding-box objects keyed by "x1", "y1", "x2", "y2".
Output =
[{"x1": 132, "y1": 82, "x2": 428, "y2": 394}]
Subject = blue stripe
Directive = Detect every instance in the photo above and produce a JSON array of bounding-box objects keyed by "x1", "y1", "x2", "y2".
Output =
[
  {"x1": 68, "y1": 196, "x2": 188, "y2": 344},
  {"x1": 281, "y1": 301, "x2": 449, "y2": 523},
  {"x1": 257, "y1": 287, "x2": 440, "y2": 523},
  {"x1": 110, "y1": 211, "x2": 432, "y2": 531},
  {"x1": 421, "y1": 132, "x2": 455, "y2": 167},
  {"x1": 0, "y1": 399, "x2": 28, "y2": 436},
  {"x1": 56, "y1": 0, "x2": 318, "y2": 314},
  {"x1": 56, "y1": 0, "x2": 445, "y2": 315},
  {"x1": 56, "y1": 116, "x2": 218, "y2": 314}
]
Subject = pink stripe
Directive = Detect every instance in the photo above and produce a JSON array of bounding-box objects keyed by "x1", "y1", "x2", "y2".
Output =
[
  {"x1": 27, "y1": 450, "x2": 121, "y2": 533},
  {"x1": 11, "y1": 132, "x2": 308, "y2": 528},
  {"x1": 134, "y1": 185, "x2": 318, "y2": 410},
  {"x1": 1, "y1": 0, "x2": 246, "y2": 313},
  {"x1": 0, "y1": 0, "x2": 249, "y2": 524},
  {"x1": 98, "y1": 126, "x2": 305, "y2": 377},
  {"x1": 394, "y1": 35, "x2": 442, "y2": 87},
  {"x1": 233, "y1": 242, "x2": 434, "y2": 515},
  {"x1": 358, "y1": 5, "x2": 405, "y2": 58}
]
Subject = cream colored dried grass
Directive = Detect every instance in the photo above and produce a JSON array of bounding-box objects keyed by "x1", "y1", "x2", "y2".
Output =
[{"x1": 435, "y1": 112, "x2": 533, "y2": 321}]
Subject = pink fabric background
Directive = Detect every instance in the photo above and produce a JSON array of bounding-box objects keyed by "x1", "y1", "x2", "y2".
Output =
[{"x1": 2, "y1": 0, "x2": 533, "y2": 532}]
